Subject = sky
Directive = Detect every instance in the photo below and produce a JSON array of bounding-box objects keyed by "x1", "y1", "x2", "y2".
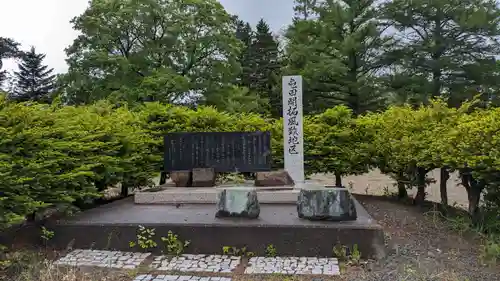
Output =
[{"x1": 0, "y1": 0, "x2": 294, "y2": 74}]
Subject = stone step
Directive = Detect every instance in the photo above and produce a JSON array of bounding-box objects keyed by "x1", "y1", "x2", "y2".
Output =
[
  {"x1": 134, "y1": 189, "x2": 300, "y2": 204},
  {"x1": 135, "y1": 182, "x2": 333, "y2": 205}
]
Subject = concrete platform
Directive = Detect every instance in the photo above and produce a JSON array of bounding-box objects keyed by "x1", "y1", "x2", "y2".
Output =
[
  {"x1": 134, "y1": 181, "x2": 330, "y2": 204},
  {"x1": 46, "y1": 197, "x2": 385, "y2": 259}
]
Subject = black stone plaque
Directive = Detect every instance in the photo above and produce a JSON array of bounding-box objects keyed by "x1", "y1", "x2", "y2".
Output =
[{"x1": 164, "y1": 131, "x2": 272, "y2": 172}]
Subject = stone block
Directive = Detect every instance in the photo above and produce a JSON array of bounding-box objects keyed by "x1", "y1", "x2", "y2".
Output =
[
  {"x1": 192, "y1": 168, "x2": 216, "y2": 187},
  {"x1": 254, "y1": 170, "x2": 294, "y2": 186},
  {"x1": 170, "y1": 170, "x2": 192, "y2": 187},
  {"x1": 215, "y1": 188, "x2": 260, "y2": 219},
  {"x1": 297, "y1": 188, "x2": 357, "y2": 221}
]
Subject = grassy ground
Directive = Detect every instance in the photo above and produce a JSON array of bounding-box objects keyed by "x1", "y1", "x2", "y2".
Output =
[{"x1": 1, "y1": 194, "x2": 499, "y2": 281}]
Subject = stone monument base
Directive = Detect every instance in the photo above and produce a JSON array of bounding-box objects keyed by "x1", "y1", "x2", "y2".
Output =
[
  {"x1": 297, "y1": 188, "x2": 357, "y2": 221},
  {"x1": 45, "y1": 197, "x2": 386, "y2": 259},
  {"x1": 134, "y1": 181, "x2": 325, "y2": 205}
]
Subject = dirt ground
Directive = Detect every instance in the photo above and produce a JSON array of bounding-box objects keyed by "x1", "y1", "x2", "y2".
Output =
[
  {"x1": 5, "y1": 194, "x2": 498, "y2": 281},
  {"x1": 5, "y1": 170, "x2": 498, "y2": 281},
  {"x1": 310, "y1": 169, "x2": 469, "y2": 208}
]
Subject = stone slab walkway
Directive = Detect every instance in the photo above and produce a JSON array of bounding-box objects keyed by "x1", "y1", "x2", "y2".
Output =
[
  {"x1": 133, "y1": 275, "x2": 231, "y2": 281},
  {"x1": 151, "y1": 254, "x2": 241, "y2": 273},
  {"x1": 54, "y1": 249, "x2": 150, "y2": 269},
  {"x1": 55, "y1": 250, "x2": 340, "y2": 276},
  {"x1": 245, "y1": 256, "x2": 340, "y2": 275}
]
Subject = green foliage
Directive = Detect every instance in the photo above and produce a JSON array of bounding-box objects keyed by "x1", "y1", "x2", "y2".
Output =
[
  {"x1": 0, "y1": 98, "x2": 157, "y2": 228},
  {"x1": 216, "y1": 173, "x2": 246, "y2": 185},
  {"x1": 0, "y1": 37, "x2": 21, "y2": 87},
  {"x1": 63, "y1": 0, "x2": 241, "y2": 106},
  {"x1": 357, "y1": 99, "x2": 469, "y2": 203},
  {"x1": 382, "y1": 0, "x2": 500, "y2": 106},
  {"x1": 129, "y1": 225, "x2": 157, "y2": 250},
  {"x1": 210, "y1": 85, "x2": 269, "y2": 115},
  {"x1": 11, "y1": 46, "x2": 55, "y2": 103},
  {"x1": 333, "y1": 243, "x2": 361, "y2": 264},
  {"x1": 161, "y1": 231, "x2": 190, "y2": 256},
  {"x1": 245, "y1": 19, "x2": 282, "y2": 117},
  {"x1": 480, "y1": 237, "x2": 500, "y2": 266},
  {"x1": 332, "y1": 244, "x2": 348, "y2": 261},
  {"x1": 1, "y1": 95, "x2": 500, "y2": 244},
  {"x1": 40, "y1": 227, "x2": 54, "y2": 244},
  {"x1": 285, "y1": 0, "x2": 390, "y2": 115},
  {"x1": 265, "y1": 244, "x2": 277, "y2": 257},
  {"x1": 221, "y1": 246, "x2": 254, "y2": 257},
  {"x1": 306, "y1": 105, "x2": 370, "y2": 185}
]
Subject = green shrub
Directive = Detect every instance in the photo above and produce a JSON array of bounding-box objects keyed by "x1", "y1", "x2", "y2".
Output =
[{"x1": 0, "y1": 94, "x2": 499, "y2": 239}]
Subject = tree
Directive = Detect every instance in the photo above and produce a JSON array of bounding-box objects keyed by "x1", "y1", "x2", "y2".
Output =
[
  {"x1": 0, "y1": 37, "x2": 21, "y2": 87},
  {"x1": 316, "y1": 0, "x2": 390, "y2": 115},
  {"x1": 307, "y1": 105, "x2": 371, "y2": 186},
  {"x1": 285, "y1": 1, "x2": 345, "y2": 114},
  {"x1": 63, "y1": 0, "x2": 241, "y2": 106},
  {"x1": 293, "y1": 0, "x2": 319, "y2": 20},
  {"x1": 12, "y1": 46, "x2": 55, "y2": 102},
  {"x1": 284, "y1": 0, "x2": 390, "y2": 115},
  {"x1": 382, "y1": 0, "x2": 500, "y2": 107},
  {"x1": 234, "y1": 18, "x2": 253, "y2": 88},
  {"x1": 246, "y1": 19, "x2": 282, "y2": 117},
  {"x1": 216, "y1": 85, "x2": 269, "y2": 115}
]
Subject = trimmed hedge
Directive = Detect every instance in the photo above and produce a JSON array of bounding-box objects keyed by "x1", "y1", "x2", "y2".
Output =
[{"x1": 0, "y1": 95, "x2": 499, "y2": 231}]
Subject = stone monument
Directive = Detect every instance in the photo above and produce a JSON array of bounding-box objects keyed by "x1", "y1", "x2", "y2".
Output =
[
  {"x1": 282, "y1": 75, "x2": 305, "y2": 184},
  {"x1": 163, "y1": 131, "x2": 272, "y2": 188},
  {"x1": 215, "y1": 187, "x2": 260, "y2": 219}
]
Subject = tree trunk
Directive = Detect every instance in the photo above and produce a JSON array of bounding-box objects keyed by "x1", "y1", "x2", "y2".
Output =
[
  {"x1": 440, "y1": 167, "x2": 449, "y2": 206},
  {"x1": 26, "y1": 212, "x2": 36, "y2": 222},
  {"x1": 120, "y1": 182, "x2": 129, "y2": 197},
  {"x1": 460, "y1": 169, "x2": 483, "y2": 225},
  {"x1": 413, "y1": 167, "x2": 427, "y2": 205},
  {"x1": 397, "y1": 181, "x2": 408, "y2": 199},
  {"x1": 468, "y1": 187, "x2": 482, "y2": 225},
  {"x1": 335, "y1": 172, "x2": 342, "y2": 187},
  {"x1": 159, "y1": 171, "x2": 168, "y2": 185},
  {"x1": 94, "y1": 179, "x2": 107, "y2": 192}
]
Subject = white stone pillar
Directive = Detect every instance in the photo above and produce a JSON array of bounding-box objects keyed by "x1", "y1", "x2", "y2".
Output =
[{"x1": 282, "y1": 75, "x2": 305, "y2": 183}]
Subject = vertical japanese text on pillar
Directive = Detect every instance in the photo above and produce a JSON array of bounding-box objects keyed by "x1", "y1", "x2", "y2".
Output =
[{"x1": 286, "y1": 78, "x2": 300, "y2": 155}]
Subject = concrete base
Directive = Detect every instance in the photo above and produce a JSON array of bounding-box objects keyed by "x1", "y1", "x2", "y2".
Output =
[
  {"x1": 134, "y1": 181, "x2": 329, "y2": 205},
  {"x1": 46, "y1": 197, "x2": 385, "y2": 259}
]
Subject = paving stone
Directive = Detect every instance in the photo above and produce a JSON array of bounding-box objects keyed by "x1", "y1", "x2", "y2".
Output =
[
  {"x1": 55, "y1": 249, "x2": 150, "y2": 269},
  {"x1": 150, "y1": 254, "x2": 241, "y2": 273},
  {"x1": 135, "y1": 277, "x2": 231, "y2": 281},
  {"x1": 245, "y1": 256, "x2": 340, "y2": 276}
]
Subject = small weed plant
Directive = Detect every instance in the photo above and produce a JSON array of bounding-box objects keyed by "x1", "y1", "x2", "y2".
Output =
[
  {"x1": 333, "y1": 243, "x2": 362, "y2": 265},
  {"x1": 129, "y1": 225, "x2": 157, "y2": 250},
  {"x1": 479, "y1": 237, "x2": 500, "y2": 266},
  {"x1": 40, "y1": 227, "x2": 55, "y2": 244},
  {"x1": 265, "y1": 244, "x2": 277, "y2": 257},
  {"x1": 222, "y1": 246, "x2": 254, "y2": 257},
  {"x1": 161, "y1": 231, "x2": 190, "y2": 256}
]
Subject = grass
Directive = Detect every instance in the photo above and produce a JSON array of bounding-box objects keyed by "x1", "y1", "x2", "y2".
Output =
[{"x1": 0, "y1": 251, "x2": 130, "y2": 281}]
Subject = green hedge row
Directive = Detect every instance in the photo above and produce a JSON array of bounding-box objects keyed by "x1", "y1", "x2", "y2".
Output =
[{"x1": 0, "y1": 95, "x2": 499, "y2": 230}]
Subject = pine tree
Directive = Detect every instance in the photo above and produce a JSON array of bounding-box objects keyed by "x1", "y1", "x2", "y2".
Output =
[
  {"x1": 246, "y1": 19, "x2": 282, "y2": 117},
  {"x1": 383, "y1": 0, "x2": 500, "y2": 107},
  {"x1": 0, "y1": 37, "x2": 21, "y2": 87},
  {"x1": 319, "y1": 0, "x2": 391, "y2": 115},
  {"x1": 285, "y1": 0, "x2": 390, "y2": 115},
  {"x1": 293, "y1": 0, "x2": 319, "y2": 20},
  {"x1": 13, "y1": 46, "x2": 55, "y2": 102},
  {"x1": 235, "y1": 19, "x2": 254, "y2": 88}
]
